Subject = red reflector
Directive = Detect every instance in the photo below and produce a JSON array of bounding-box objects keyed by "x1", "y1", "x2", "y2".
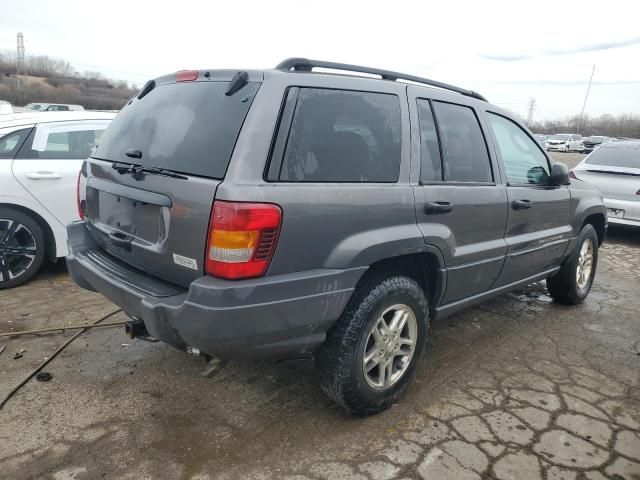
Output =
[
  {"x1": 176, "y1": 70, "x2": 198, "y2": 82},
  {"x1": 205, "y1": 201, "x2": 282, "y2": 280}
]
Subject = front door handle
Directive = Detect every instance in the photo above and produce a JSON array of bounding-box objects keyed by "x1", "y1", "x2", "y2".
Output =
[
  {"x1": 25, "y1": 171, "x2": 62, "y2": 180},
  {"x1": 424, "y1": 201, "x2": 453, "y2": 214},
  {"x1": 512, "y1": 199, "x2": 532, "y2": 210}
]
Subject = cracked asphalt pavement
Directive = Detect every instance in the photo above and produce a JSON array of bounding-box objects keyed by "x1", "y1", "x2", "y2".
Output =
[{"x1": 1, "y1": 156, "x2": 638, "y2": 480}]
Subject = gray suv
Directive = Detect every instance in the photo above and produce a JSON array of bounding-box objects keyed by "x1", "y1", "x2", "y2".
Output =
[{"x1": 67, "y1": 59, "x2": 607, "y2": 416}]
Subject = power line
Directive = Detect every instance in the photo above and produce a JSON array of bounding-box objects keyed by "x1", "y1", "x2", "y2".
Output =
[{"x1": 577, "y1": 65, "x2": 595, "y2": 135}]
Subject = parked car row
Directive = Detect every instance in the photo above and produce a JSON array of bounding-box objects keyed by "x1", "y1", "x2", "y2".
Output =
[{"x1": 532, "y1": 132, "x2": 628, "y2": 154}]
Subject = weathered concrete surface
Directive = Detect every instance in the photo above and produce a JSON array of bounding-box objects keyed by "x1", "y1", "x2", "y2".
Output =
[{"x1": 1, "y1": 184, "x2": 639, "y2": 478}]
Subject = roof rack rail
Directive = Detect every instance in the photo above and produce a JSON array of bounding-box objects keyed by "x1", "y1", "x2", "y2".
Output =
[{"x1": 275, "y1": 58, "x2": 487, "y2": 102}]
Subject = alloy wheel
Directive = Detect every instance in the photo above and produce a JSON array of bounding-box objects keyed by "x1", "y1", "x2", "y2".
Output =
[
  {"x1": 576, "y1": 238, "x2": 594, "y2": 290},
  {"x1": 0, "y1": 219, "x2": 37, "y2": 283},
  {"x1": 362, "y1": 304, "x2": 417, "y2": 390}
]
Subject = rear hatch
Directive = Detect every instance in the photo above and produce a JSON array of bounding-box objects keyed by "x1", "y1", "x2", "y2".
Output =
[{"x1": 83, "y1": 71, "x2": 261, "y2": 288}]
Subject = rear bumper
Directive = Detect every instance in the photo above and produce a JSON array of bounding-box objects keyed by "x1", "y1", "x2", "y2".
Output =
[{"x1": 67, "y1": 221, "x2": 364, "y2": 359}]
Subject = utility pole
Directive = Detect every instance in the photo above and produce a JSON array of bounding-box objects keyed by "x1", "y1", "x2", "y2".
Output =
[
  {"x1": 16, "y1": 32, "x2": 25, "y2": 94},
  {"x1": 577, "y1": 65, "x2": 595, "y2": 135},
  {"x1": 526, "y1": 98, "x2": 536, "y2": 126}
]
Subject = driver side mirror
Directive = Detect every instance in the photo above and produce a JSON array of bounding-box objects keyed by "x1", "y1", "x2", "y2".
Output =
[{"x1": 549, "y1": 162, "x2": 570, "y2": 186}]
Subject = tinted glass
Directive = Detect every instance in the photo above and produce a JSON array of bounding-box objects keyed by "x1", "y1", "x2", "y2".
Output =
[
  {"x1": 0, "y1": 129, "x2": 31, "y2": 159},
  {"x1": 94, "y1": 81, "x2": 260, "y2": 179},
  {"x1": 432, "y1": 102, "x2": 492, "y2": 182},
  {"x1": 22, "y1": 127, "x2": 106, "y2": 160},
  {"x1": 279, "y1": 88, "x2": 401, "y2": 182},
  {"x1": 417, "y1": 100, "x2": 442, "y2": 181},
  {"x1": 585, "y1": 143, "x2": 640, "y2": 169},
  {"x1": 487, "y1": 113, "x2": 550, "y2": 185}
]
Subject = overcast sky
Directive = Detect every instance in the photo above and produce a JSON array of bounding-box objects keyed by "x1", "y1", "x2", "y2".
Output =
[{"x1": 1, "y1": 0, "x2": 639, "y2": 120}]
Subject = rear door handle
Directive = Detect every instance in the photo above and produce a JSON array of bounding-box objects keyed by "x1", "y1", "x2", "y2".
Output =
[
  {"x1": 25, "y1": 171, "x2": 62, "y2": 180},
  {"x1": 108, "y1": 231, "x2": 133, "y2": 251},
  {"x1": 424, "y1": 201, "x2": 453, "y2": 214},
  {"x1": 512, "y1": 199, "x2": 532, "y2": 210}
]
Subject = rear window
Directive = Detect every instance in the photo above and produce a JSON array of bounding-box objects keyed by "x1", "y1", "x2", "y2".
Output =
[
  {"x1": 586, "y1": 143, "x2": 640, "y2": 169},
  {"x1": 94, "y1": 81, "x2": 260, "y2": 178}
]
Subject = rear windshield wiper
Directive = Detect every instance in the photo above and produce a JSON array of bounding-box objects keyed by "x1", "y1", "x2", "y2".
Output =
[
  {"x1": 111, "y1": 162, "x2": 188, "y2": 180},
  {"x1": 134, "y1": 166, "x2": 188, "y2": 180}
]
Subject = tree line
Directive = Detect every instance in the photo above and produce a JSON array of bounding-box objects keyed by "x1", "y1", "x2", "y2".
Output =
[
  {"x1": 530, "y1": 113, "x2": 640, "y2": 139},
  {"x1": 0, "y1": 51, "x2": 137, "y2": 110}
]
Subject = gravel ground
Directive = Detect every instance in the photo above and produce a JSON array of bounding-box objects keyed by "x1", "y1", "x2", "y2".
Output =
[{"x1": 1, "y1": 152, "x2": 639, "y2": 480}]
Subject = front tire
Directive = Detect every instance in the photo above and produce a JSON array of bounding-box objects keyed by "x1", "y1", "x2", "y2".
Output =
[
  {"x1": 547, "y1": 224, "x2": 598, "y2": 304},
  {"x1": 317, "y1": 274, "x2": 429, "y2": 416},
  {"x1": 0, "y1": 208, "x2": 45, "y2": 290}
]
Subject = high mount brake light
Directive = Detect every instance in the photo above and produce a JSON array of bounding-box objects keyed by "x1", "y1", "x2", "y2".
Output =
[
  {"x1": 205, "y1": 201, "x2": 282, "y2": 280},
  {"x1": 176, "y1": 70, "x2": 198, "y2": 82}
]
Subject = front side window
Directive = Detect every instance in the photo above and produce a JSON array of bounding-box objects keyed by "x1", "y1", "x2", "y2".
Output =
[
  {"x1": 432, "y1": 101, "x2": 493, "y2": 183},
  {"x1": 21, "y1": 122, "x2": 109, "y2": 160},
  {"x1": 278, "y1": 88, "x2": 401, "y2": 182},
  {"x1": 487, "y1": 113, "x2": 550, "y2": 185}
]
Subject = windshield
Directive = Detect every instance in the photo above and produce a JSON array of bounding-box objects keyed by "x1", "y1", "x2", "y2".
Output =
[
  {"x1": 550, "y1": 134, "x2": 570, "y2": 141},
  {"x1": 93, "y1": 81, "x2": 260, "y2": 179},
  {"x1": 585, "y1": 143, "x2": 640, "y2": 169}
]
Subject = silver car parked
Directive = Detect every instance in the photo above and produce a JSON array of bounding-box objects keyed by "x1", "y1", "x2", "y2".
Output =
[{"x1": 572, "y1": 141, "x2": 640, "y2": 228}]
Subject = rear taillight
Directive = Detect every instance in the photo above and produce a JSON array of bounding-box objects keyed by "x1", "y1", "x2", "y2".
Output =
[
  {"x1": 76, "y1": 165, "x2": 87, "y2": 219},
  {"x1": 176, "y1": 70, "x2": 198, "y2": 82},
  {"x1": 569, "y1": 170, "x2": 577, "y2": 180},
  {"x1": 205, "y1": 201, "x2": 282, "y2": 280}
]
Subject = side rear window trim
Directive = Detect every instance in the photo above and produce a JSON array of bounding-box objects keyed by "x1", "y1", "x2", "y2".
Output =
[
  {"x1": 265, "y1": 86, "x2": 402, "y2": 184},
  {"x1": 265, "y1": 87, "x2": 300, "y2": 181}
]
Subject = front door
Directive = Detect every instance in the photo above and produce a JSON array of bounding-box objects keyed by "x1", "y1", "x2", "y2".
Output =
[
  {"x1": 12, "y1": 120, "x2": 110, "y2": 228},
  {"x1": 483, "y1": 112, "x2": 572, "y2": 286},
  {"x1": 409, "y1": 89, "x2": 508, "y2": 305}
]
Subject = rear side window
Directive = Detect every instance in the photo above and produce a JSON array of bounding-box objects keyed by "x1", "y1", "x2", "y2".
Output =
[
  {"x1": 487, "y1": 113, "x2": 550, "y2": 185},
  {"x1": 94, "y1": 81, "x2": 260, "y2": 179},
  {"x1": 274, "y1": 88, "x2": 401, "y2": 182},
  {"x1": 19, "y1": 122, "x2": 109, "y2": 160},
  {"x1": 432, "y1": 101, "x2": 493, "y2": 183}
]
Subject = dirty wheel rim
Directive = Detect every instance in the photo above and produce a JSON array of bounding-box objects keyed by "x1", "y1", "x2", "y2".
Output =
[
  {"x1": 363, "y1": 304, "x2": 417, "y2": 390},
  {"x1": 0, "y1": 219, "x2": 37, "y2": 283},
  {"x1": 576, "y1": 238, "x2": 594, "y2": 290}
]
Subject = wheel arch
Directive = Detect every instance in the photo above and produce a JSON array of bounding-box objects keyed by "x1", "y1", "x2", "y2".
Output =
[
  {"x1": 353, "y1": 248, "x2": 447, "y2": 311},
  {"x1": 0, "y1": 203, "x2": 57, "y2": 260},
  {"x1": 582, "y1": 212, "x2": 606, "y2": 246}
]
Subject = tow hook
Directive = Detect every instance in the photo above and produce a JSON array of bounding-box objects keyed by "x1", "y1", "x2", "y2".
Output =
[{"x1": 124, "y1": 317, "x2": 157, "y2": 342}]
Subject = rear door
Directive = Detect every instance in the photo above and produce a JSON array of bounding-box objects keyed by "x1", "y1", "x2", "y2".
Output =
[
  {"x1": 484, "y1": 112, "x2": 572, "y2": 286},
  {"x1": 408, "y1": 87, "x2": 508, "y2": 304},
  {"x1": 83, "y1": 76, "x2": 261, "y2": 288},
  {"x1": 12, "y1": 120, "x2": 110, "y2": 227}
]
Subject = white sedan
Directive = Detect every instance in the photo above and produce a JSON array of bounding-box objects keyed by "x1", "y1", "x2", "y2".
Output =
[
  {"x1": 571, "y1": 141, "x2": 640, "y2": 228},
  {"x1": 0, "y1": 111, "x2": 115, "y2": 288}
]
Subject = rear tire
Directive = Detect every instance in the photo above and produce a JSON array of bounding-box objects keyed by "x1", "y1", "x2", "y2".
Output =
[
  {"x1": 317, "y1": 273, "x2": 429, "y2": 416},
  {"x1": 0, "y1": 207, "x2": 45, "y2": 290},
  {"x1": 547, "y1": 224, "x2": 598, "y2": 304}
]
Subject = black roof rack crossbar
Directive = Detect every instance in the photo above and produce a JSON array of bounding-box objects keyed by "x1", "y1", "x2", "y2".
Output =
[{"x1": 275, "y1": 58, "x2": 487, "y2": 102}]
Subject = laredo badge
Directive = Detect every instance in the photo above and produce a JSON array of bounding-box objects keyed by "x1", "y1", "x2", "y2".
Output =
[{"x1": 172, "y1": 253, "x2": 198, "y2": 270}]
